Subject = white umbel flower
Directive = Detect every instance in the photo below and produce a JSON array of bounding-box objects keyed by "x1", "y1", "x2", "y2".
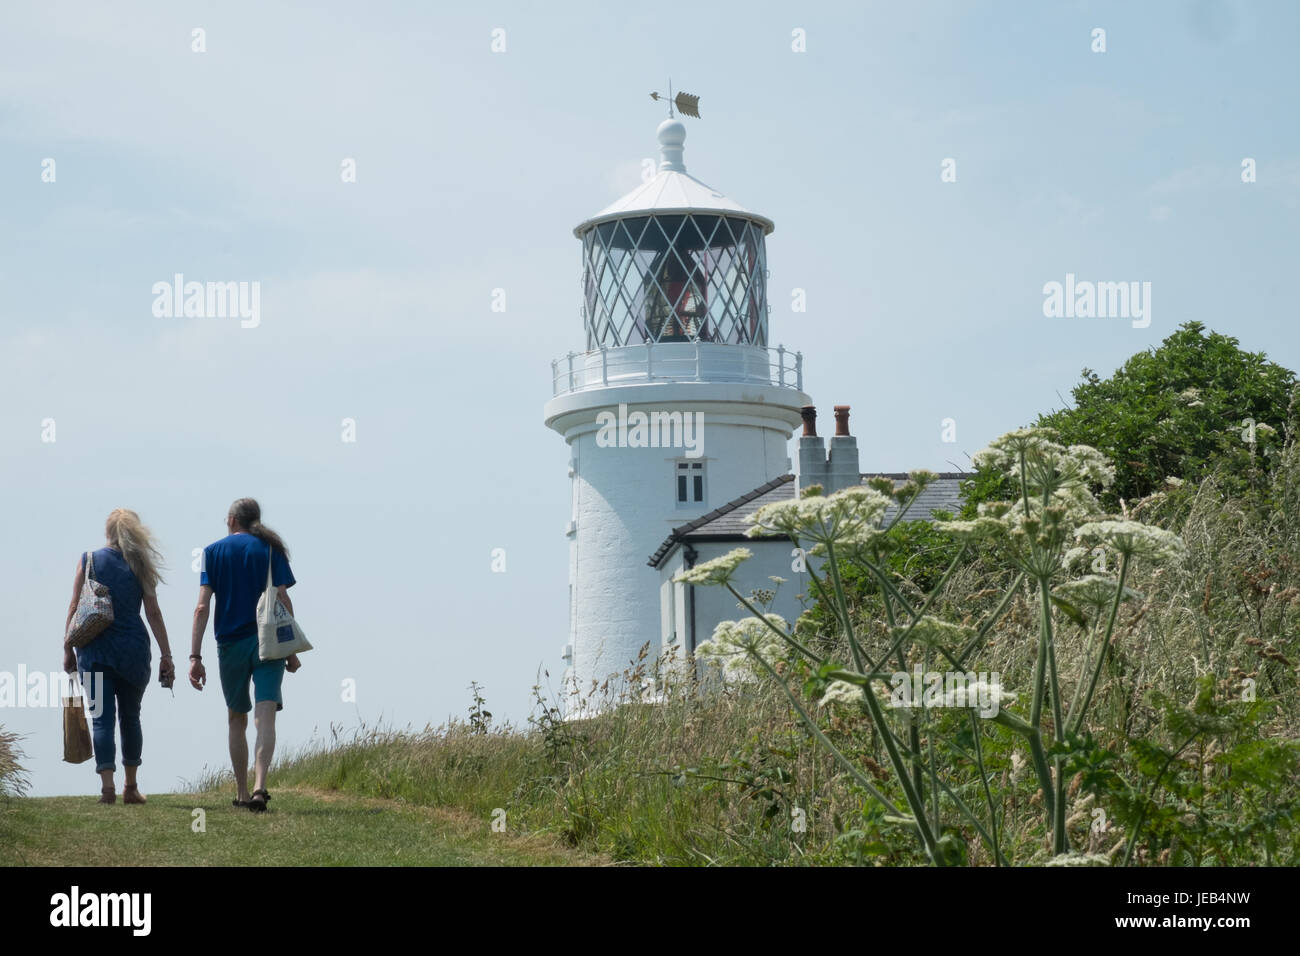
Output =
[
  {"x1": 1055, "y1": 574, "x2": 1141, "y2": 608},
  {"x1": 673, "y1": 548, "x2": 752, "y2": 586},
  {"x1": 1044, "y1": 852, "x2": 1110, "y2": 867},
  {"x1": 694, "y1": 615, "x2": 789, "y2": 678},
  {"x1": 818, "y1": 680, "x2": 864, "y2": 707},
  {"x1": 1074, "y1": 521, "x2": 1186, "y2": 562},
  {"x1": 895, "y1": 616, "x2": 976, "y2": 649},
  {"x1": 746, "y1": 485, "x2": 891, "y2": 547}
]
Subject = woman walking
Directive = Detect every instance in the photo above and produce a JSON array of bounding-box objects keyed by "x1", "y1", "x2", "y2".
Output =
[{"x1": 62, "y1": 509, "x2": 174, "y2": 804}]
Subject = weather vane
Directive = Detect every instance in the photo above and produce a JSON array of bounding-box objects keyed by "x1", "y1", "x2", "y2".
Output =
[{"x1": 649, "y1": 79, "x2": 700, "y2": 119}]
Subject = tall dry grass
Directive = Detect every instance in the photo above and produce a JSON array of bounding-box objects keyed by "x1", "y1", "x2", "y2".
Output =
[{"x1": 226, "y1": 447, "x2": 1299, "y2": 866}]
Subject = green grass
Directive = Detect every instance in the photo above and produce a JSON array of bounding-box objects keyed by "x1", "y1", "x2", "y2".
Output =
[
  {"x1": 3, "y1": 438, "x2": 1295, "y2": 868},
  {"x1": 0, "y1": 786, "x2": 605, "y2": 867}
]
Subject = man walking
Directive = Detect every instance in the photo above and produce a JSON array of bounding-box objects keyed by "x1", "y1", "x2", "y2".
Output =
[{"x1": 189, "y1": 498, "x2": 301, "y2": 812}]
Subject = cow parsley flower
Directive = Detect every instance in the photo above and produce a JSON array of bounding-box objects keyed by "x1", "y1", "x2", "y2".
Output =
[
  {"x1": 674, "y1": 548, "x2": 752, "y2": 586},
  {"x1": 1060, "y1": 546, "x2": 1092, "y2": 573},
  {"x1": 934, "y1": 516, "x2": 1007, "y2": 541},
  {"x1": 941, "y1": 680, "x2": 1016, "y2": 712},
  {"x1": 971, "y1": 427, "x2": 1063, "y2": 472},
  {"x1": 1074, "y1": 521, "x2": 1186, "y2": 562},
  {"x1": 1062, "y1": 444, "x2": 1116, "y2": 489},
  {"x1": 746, "y1": 484, "x2": 890, "y2": 548},
  {"x1": 818, "y1": 679, "x2": 863, "y2": 708},
  {"x1": 1044, "y1": 852, "x2": 1110, "y2": 867},
  {"x1": 694, "y1": 615, "x2": 789, "y2": 678},
  {"x1": 896, "y1": 616, "x2": 976, "y2": 650},
  {"x1": 1055, "y1": 574, "x2": 1141, "y2": 608}
]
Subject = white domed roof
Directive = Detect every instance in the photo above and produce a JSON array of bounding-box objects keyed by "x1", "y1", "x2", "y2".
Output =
[{"x1": 574, "y1": 119, "x2": 774, "y2": 237}]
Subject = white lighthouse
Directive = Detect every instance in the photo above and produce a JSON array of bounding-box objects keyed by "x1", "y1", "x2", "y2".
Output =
[{"x1": 544, "y1": 114, "x2": 811, "y2": 701}]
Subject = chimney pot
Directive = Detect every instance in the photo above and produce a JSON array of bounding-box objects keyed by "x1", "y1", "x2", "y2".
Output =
[
  {"x1": 800, "y1": 405, "x2": 818, "y2": 437},
  {"x1": 833, "y1": 405, "x2": 851, "y2": 437}
]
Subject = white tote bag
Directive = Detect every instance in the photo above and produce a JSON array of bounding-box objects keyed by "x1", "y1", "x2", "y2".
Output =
[{"x1": 256, "y1": 549, "x2": 312, "y2": 661}]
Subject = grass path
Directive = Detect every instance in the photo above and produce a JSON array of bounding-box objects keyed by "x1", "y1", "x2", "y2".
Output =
[{"x1": 0, "y1": 786, "x2": 606, "y2": 867}]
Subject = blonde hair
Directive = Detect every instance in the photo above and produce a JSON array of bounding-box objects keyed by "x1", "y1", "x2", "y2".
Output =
[{"x1": 104, "y1": 508, "x2": 164, "y2": 594}]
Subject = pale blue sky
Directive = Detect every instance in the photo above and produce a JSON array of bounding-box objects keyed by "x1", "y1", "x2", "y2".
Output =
[{"x1": 2, "y1": 1, "x2": 1296, "y2": 795}]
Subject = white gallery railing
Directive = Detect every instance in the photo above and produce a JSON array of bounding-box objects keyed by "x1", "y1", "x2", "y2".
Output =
[{"x1": 550, "y1": 342, "x2": 803, "y2": 397}]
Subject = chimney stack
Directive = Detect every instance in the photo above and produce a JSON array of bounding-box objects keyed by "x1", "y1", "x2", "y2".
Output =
[
  {"x1": 797, "y1": 406, "x2": 826, "y2": 492},
  {"x1": 826, "y1": 405, "x2": 860, "y2": 493},
  {"x1": 800, "y1": 405, "x2": 818, "y2": 437},
  {"x1": 797, "y1": 404, "x2": 860, "y2": 494},
  {"x1": 833, "y1": 405, "x2": 850, "y2": 436}
]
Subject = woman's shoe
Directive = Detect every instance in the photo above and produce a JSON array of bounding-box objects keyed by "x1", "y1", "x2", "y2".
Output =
[
  {"x1": 123, "y1": 784, "x2": 146, "y2": 805},
  {"x1": 98, "y1": 787, "x2": 116, "y2": 805},
  {"x1": 248, "y1": 789, "x2": 270, "y2": 813}
]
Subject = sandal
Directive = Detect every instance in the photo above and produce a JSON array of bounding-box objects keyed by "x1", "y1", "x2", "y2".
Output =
[
  {"x1": 248, "y1": 789, "x2": 270, "y2": 813},
  {"x1": 123, "y1": 784, "x2": 146, "y2": 805},
  {"x1": 98, "y1": 787, "x2": 116, "y2": 805},
  {"x1": 232, "y1": 797, "x2": 251, "y2": 808}
]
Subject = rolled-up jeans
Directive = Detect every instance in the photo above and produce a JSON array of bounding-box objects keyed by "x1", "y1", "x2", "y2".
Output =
[{"x1": 80, "y1": 665, "x2": 144, "y2": 774}]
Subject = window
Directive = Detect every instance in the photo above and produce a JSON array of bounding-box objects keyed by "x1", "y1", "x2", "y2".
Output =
[{"x1": 676, "y1": 461, "x2": 705, "y2": 506}]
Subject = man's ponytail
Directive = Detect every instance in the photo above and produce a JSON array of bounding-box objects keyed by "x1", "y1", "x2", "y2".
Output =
[{"x1": 228, "y1": 498, "x2": 291, "y2": 560}]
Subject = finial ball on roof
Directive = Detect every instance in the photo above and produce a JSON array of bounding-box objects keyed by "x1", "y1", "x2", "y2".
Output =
[
  {"x1": 657, "y1": 118, "x2": 686, "y2": 147},
  {"x1": 656, "y1": 118, "x2": 687, "y2": 173}
]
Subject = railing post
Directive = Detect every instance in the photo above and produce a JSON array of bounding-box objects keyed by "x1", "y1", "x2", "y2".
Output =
[
  {"x1": 551, "y1": 358, "x2": 558, "y2": 395},
  {"x1": 567, "y1": 351, "x2": 575, "y2": 393},
  {"x1": 600, "y1": 346, "x2": 607, "y2": 386},
  {"x1": 796, "y1": 352, "x2": 803, "y2": 392},
  {"x1": 695, "y1": 341, "x2": 701, "y2": 381},
  {"x1": 776, "y1": 345, "x2": 785, "y2": 387},
  {"x1": 646, "y1": 341, "x2": 653, "y2": 379}
]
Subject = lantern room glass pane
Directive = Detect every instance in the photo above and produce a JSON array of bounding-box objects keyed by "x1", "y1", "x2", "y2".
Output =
[{"x1": 582, "y1": 214, "x2": 768, "y2": 348}]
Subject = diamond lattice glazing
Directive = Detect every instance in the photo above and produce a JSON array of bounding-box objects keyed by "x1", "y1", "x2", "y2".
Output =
[{"x1": 581, "y1": 214, "x2": 768, "y2": 348}]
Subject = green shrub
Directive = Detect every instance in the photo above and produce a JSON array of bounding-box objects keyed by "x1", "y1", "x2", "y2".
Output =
[{"x1": 963, "y1": 322, "x2": 1295, "y2": 515}]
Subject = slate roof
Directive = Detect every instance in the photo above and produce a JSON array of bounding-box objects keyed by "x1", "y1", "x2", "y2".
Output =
[
  {"x1": 873, "y1": 473, "x2": 968, "y2": 525},
  {"x1": 648, "y1": 472, "x2": 971, "y2": 569},
  {"x1": 647, "y1": 474, "x2": 794, "y2": 568}
]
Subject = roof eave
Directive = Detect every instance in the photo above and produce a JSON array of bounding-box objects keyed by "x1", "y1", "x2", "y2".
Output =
[
  {"x1": 647, "y1": 474, "x2": 794, "y2": 569},
  {"x1": 573, "y1": 208, "x2": 776, "y2": 239}
]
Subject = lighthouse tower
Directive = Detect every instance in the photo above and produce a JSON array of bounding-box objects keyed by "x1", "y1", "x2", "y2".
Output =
[{"x1": 544, "y1": 116, "x2": 810, "y2": 700}]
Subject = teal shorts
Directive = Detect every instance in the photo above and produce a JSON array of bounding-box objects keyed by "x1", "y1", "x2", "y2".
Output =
[{"x1": 217, "y1": 635, "x2": 285, "y2": 714}]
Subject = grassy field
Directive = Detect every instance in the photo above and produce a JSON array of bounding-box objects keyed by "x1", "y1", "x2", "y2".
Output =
[
  {"x1": 2, "y1": 425, "x2": 1296, "y2": 867},
  {"x1": 0, "y1": 785, "x2": 605, "y2": 867}
]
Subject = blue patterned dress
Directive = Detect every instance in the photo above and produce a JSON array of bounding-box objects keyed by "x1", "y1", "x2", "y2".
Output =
[{"x1": 75, "y1": 547, "x2": 151, "y2": 690}]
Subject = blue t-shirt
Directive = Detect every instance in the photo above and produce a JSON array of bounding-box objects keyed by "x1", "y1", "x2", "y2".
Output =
[{"x1": 200, "y1": 534, "x2": 295, "y2": 643}]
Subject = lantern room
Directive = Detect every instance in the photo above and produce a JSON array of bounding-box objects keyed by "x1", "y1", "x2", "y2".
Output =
[{"x1": 572, "y1": 119, "x2": 774, "y2": 351}]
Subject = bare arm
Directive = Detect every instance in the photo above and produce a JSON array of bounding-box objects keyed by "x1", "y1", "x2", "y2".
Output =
[
  {"x1": 277, "y1": 585, "x2": 302, "y2": 672},
  {"x1": 191, "y1": 585, "x2": 212, "y2": 656},
  {"x1": 189, "y1": 585, "x2": 213, "y2": 690},
  {"x1": 277, "y1": 584, "x2": 293, "y2": 617},
  {"x1": 142, "y1": 590, "x2": 172, "y2": 657}
]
